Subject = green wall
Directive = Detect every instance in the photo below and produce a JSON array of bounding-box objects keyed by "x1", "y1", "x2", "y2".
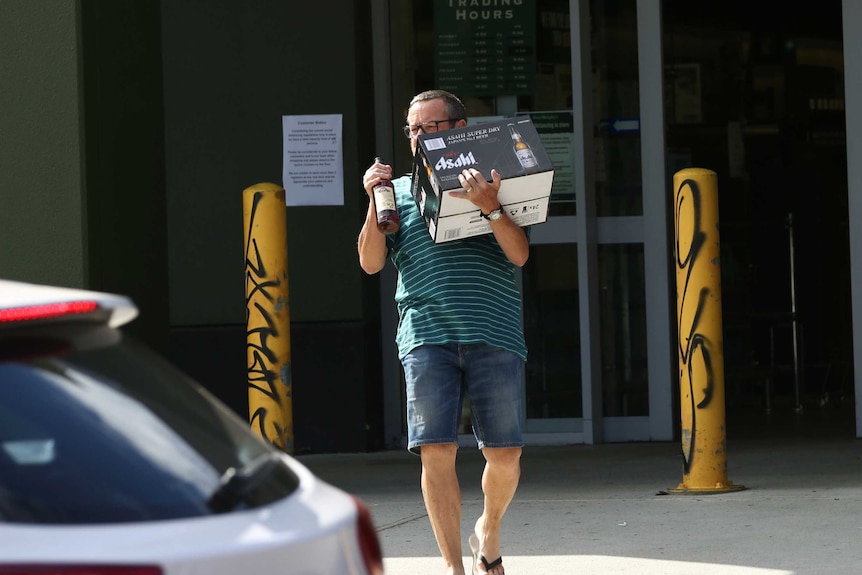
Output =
[
  {"x1": 161, "y1": 0, "x2": 374, "y2": 326},
  {"x1": 79, "y1": 0, "x2": 169, "y2": 348},
  {"x1": 0, "y1": 0, "x2": 384, "y2": 451},
  {"x1": 0, "y1": 0, "x2": 169, "y2": 348},
  {"x1": 0, "y1": 0, "x2": 85, "y2": 288},
  {"x1": 2, "y1": 0, "x2": 375, "y2": 337}
]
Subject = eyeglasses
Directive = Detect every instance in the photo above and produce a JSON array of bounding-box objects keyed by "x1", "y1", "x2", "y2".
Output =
[{"x1": 402, "y1": 119, "x2": 460, "y2": 139}]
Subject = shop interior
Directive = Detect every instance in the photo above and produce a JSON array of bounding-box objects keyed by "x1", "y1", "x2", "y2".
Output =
[{"x1": 393, "y1": 0, "x2": 852, "y2": 439}]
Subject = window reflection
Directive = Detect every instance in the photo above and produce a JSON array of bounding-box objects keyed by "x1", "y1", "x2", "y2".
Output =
[
  {"x1": 599, "y1": 244, "x2": 649, "y2": 416},
  {"x1": 592, "y1": 0, "x2": 643, "y2": 217},
  {"x1": 522, "y1": 244, "x2": 582, "y2": 419},
  {"x1": 405, "y1": 0, "x2": 577, "y2": 213}
]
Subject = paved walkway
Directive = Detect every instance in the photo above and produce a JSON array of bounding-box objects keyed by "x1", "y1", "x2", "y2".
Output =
[{"x1": 299, "y1": 435, "x2": 862, "y2": 575}]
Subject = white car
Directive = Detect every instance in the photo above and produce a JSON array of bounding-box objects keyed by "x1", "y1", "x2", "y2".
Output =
[{"x1": 0, "y1": 279, "x2": 383, "y2": 575}]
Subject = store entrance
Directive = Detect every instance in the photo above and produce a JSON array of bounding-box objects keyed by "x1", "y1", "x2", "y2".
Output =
[{"x1": 663, "y1": 0, "x2": 854, "y2": 437}]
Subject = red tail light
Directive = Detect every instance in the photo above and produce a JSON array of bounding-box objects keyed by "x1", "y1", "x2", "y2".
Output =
[
  {"x1": 0, "y1": 568, "x2": 161, "y2": 574},
  {"x1": 352, "y1": 496, "x2": 384, "y2": 575},
  {"x1": 0, "y1": 301, "x2": 99, "y2": 323}
]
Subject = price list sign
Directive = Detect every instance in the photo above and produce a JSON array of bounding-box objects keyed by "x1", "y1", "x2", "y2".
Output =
[{"x1": 434, "y1": 0, "x2": 536, "y2": 97}]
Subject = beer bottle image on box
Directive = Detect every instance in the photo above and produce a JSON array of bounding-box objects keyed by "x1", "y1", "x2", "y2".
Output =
[
  {"x1": 508, "y1": 123, "x2": 538, "y2": 172},
  {"x1": 373, "y1": 157, "x2": 400, "y2": 234}
]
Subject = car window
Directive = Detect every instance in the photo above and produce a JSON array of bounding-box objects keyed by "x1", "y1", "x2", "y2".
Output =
[{"x1": 0, "y1": 335, "x2": 298, "y2": 524}]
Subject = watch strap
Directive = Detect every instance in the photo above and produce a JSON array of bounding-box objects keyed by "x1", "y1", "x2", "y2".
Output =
[{"x1": 481, "y1": 206, "x2": 504, "y2": 221}]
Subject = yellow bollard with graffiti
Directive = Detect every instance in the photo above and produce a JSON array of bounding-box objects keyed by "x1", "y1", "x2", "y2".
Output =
[
  {"x1": 669, "y1": 168, "x2": 744, "y2": 494},
  {"x1": 242, "y1": 182, "x2": 294, "y2": 453}
]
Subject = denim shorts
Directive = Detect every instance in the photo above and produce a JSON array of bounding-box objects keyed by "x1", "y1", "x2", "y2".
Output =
[{"x1": 401, "y1": 343, "x2": 524, "y2": 454}]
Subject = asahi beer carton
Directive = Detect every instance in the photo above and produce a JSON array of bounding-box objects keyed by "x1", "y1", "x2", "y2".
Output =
[{"x1": 411, "y1": 116, "x2": 554, "y2": 243}]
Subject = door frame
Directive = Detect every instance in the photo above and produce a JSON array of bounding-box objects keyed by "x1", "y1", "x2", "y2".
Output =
[
  {"x1": 843, "y1": 0, "x2": 862, "y2": 438},
  {"x1": 524, "y1": 0, "x2": 674, "y2": 444},
  {"x1": 374, "y1": 0, "x2": 678, "y2": 448}
]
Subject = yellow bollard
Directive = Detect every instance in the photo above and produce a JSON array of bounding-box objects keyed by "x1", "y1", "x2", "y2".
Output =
[
  {"x1": 243, "y1": 182, "x2": 294, "y2": 453},
  {"x1": 668, "y1": 168, "x2": 744, "y2": 494}
]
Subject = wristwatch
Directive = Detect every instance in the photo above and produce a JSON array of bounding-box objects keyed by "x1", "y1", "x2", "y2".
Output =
[{"x1": 481, "y1": 206, "x2": 504, "y2": 222}]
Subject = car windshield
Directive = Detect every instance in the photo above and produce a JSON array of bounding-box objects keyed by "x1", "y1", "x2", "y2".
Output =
[{"x1": 0, "y1": 334, "x2": 298, "y2": 524}]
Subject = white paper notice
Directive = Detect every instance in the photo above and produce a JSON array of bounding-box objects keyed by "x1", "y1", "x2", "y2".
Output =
[{"x1": 282, "y1": 114, "x2": 344, "y2": 206}]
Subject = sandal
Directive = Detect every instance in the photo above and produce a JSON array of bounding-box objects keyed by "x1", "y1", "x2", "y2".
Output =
[{"x1": 469, "y1": 532, "x2": 504, "y2": 575}]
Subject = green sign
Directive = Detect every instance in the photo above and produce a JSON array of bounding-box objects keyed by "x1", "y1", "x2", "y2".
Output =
[
  {"x1": 434, "y1": 0, "x2": 536, "y2": 97},
  {"x1": 530, "y1": 111, "x2": 575, "y2": 202}
]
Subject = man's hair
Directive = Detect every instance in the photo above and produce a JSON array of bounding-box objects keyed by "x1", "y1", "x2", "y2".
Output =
[{"x1": 407, "y1": 90, "x2": 467, "y2": 121}]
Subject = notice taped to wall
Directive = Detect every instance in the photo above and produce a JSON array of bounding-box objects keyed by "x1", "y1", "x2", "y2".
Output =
[{"x1": 282, "y1": 114, "x2": 344, "y2": 206}]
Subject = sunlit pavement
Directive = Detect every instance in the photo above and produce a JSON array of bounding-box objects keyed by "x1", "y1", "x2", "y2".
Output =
[
  {"x1": 300, "y1": 436, "x2": 862, "y2": 575},
  {"x1": 383, "y1": 555, "x2": 794, "y2": 575}
]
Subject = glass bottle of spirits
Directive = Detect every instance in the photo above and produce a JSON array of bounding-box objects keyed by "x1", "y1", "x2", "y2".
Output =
[
  {"x1": 508, "y1": 123, "x2": 538, "y2": 171},
  {"x1": 373, "y1": 157, "x2": 400, "y2": 234}
]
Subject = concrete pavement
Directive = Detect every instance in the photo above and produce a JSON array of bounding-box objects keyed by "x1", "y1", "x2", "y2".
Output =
[{"x1": 299, "y1": 436, "x2": 862, "y2": 575}]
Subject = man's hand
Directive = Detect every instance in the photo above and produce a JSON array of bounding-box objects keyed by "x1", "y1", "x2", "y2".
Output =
[
  {"x1": 450, "y1": 168, "x2": 503, "y2": 215},
  {"x1": 450, "y1": 167, "x2": 528, "y2": 267},
  {"x1": 363, "y1": 159, "x2": 392, "y2": 198},
  {"x1": 358, "y1": 159, "x2": 393, "y2": 275}
]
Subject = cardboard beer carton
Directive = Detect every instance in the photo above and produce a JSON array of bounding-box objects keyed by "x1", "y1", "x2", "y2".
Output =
[{"x1": 411, "y1": 116, "x2": 554, "y2": 243}]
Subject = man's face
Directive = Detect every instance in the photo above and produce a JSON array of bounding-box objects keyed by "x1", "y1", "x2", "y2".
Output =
[{"x1": 406, "y1": 98, "x2": 462, "y2": 155}]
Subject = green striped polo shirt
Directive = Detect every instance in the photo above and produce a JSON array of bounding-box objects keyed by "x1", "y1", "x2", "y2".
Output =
[{"x1": 386, "y1": 175, "x2": 527, "y2": 361}]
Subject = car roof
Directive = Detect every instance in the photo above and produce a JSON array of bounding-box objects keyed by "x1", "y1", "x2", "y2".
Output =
[{"x1": 0, "y1": 279, "x2": 139, "y2": 328}]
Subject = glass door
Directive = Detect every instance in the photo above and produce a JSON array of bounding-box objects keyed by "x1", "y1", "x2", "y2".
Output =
[
  {"x1": 662, "y1": 0, "x2": 852, "y2": 437},
  {"x1": 383, "y1": 0, "x2": 676, "y2": 445},
  {"x1": 526, "y1": 0, "x2": 675, "y2": 442}
]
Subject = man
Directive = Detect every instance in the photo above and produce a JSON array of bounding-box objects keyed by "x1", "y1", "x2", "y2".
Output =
[{"x1": 358, "y1": 89, "x2": 528, "y2": 575}]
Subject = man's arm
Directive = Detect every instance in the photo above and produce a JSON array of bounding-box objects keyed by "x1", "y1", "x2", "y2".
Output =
[
  {"x1": 358, "y1": 201, "x2": 388, "y2": 274},
  {"x1": 487, "y1": 212, "x2": 529, "y2": 267}
]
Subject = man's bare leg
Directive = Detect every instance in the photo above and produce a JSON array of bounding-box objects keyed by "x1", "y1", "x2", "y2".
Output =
[
  {"x1": 420, "y1": 443, "x2": 465, "y2": 575},
  {"x1": 473, "y1": 447, "x2": 521, "y2": 575}
]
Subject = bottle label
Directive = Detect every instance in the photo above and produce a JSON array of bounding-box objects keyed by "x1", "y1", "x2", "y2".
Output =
[
  {"x1": 373, "y1": 184, "x2": 397, "y2": 211},
  {"x1": 516, "y1": 148, "x2": 538, "y2": 168}
]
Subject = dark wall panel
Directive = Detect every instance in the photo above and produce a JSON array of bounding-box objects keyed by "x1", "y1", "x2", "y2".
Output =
[
  {"x1": 160, "y1": 0, "x2": 375, "y2": 326},
  {"x1": 157, "y1": 1, "x2": 385, "y2": 453},
  {"x1": 168, "y1": 322, "x2": 383, "y2": 453},
  {"x1": 80, "y1": 0, "x2": 169, "y2": 351}
]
